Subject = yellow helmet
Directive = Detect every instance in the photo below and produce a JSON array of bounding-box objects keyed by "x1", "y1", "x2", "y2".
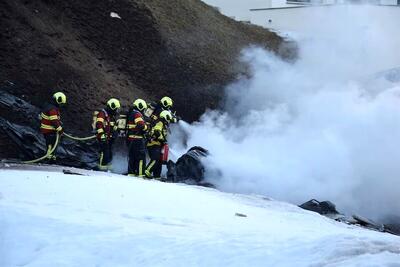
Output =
[
  {"x1": 160, "y1": 96, "x2": 173, "y2": 109},
  {"x1": 107, "y1": 98, "x2": 121, "y2": 111},
  {"x1": 133, "y1": 98, "x2": 148, "y2": 112},
  {"x1": 53, "y1": 92, "x2": 67, "y2": 105},
  {"x1": 159, "y1": 110, "x2": 172, "y2": 122}
]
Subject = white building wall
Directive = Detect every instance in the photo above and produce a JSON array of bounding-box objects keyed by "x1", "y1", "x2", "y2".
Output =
[
  {"x1": 264, "y1": 0, "x2": 335, "y2": 8},
  {"x1": 250, "y1": 5, "x2": 400, "y2": 33},
  {"x1": 202, "y1": 0, "x2": 399, "y2": 23},
  {"x1": 380, "y1": 0, "x2": 398, "y2": 5},
  {"x1": 201, "y1": 0, "x2": 268, "y2": 21},
  {"x1": 266, "y1": 0, "x2": 298, "y2": 8}
]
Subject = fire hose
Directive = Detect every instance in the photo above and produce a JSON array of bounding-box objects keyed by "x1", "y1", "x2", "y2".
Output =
[
  {"x1": 63, "y1": 133, "x2": 96, "y2": 141},
  {"x1": 22, "y1": 133, "x2": 60, "y2": 164},
  {"x1": 22, "y1": 132, "x2": 95, "y2": 164}
]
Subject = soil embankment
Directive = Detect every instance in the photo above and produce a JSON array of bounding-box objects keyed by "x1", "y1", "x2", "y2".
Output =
[{"x1": 0, "y1": 0, "x2": 295, "y2": 160}]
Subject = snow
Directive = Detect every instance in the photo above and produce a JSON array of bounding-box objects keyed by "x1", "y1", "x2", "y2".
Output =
[
  {"x1": 110, "y1": 12, "x2": 121, "y2": 19},
  {"x1": 1, "y1": 169, "x2": 400, "y2": 266}
]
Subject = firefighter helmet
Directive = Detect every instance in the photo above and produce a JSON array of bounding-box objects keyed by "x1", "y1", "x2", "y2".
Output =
[
  {"x1": 160, "y1": 96, "x2": 173, "y2": 109},
  {"x1": 53, "y1": 92, "x2": 67, "y2": 105},
  {"x1": 159, "y1": 110, "x2": 172, "y2": 123},
  {"x1": 107, "y1": 98, "x2": 121, "y2": 111},
  {"x1": 133, "y1": 98, "x2": 148, "y2": 112}
]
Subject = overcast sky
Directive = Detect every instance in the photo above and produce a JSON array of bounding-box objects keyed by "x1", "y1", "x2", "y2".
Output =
[{"x1": 202, "y1": 0, "x2": 268, "y2": 20}]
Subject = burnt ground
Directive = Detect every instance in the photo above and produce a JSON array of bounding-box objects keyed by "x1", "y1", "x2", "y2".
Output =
[{"x1": 0, "y1": 0, "x2": 295, "y2": 159}]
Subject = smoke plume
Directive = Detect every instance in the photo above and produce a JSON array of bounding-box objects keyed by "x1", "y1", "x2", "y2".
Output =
[{"x1": 170, "y1": 5, "x2": 400, "y2": 219}]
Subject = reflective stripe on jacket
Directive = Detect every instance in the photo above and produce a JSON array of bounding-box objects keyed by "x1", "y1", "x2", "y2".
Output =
[
  {"x1": 126, "y1": 110, "x2": 147, "y2": 141},
  {"x1": 40, "y1": 104, "x2": 62, "y2": 134},
  {"x1": 96, "y1": 109, "x2": 113, "y2": 141}
]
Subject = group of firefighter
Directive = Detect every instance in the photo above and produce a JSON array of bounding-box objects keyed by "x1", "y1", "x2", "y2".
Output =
[{"x1": 40, "y1": 92, "x2": 178, "y2": 179}]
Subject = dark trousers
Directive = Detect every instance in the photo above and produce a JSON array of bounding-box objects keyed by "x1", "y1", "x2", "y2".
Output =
[
  {"x1": 128, "y1": 139, "x2": 146, "y2": 176},
  {"x1": 44, "y1": 133, "x2": 57, "y2": 151},
  {"x1": 99, "y1": 141, "x2": 113, "y2": 170},
  {"x1": 43, "y1": 133, "x2": 57, "y2": 159},
  {"x1": 145, "y1": 145, "x2": 162, "y2": 178}
]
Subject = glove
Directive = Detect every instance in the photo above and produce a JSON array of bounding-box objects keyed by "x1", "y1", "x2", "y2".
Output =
[
  {"x1": 153, "y1": 130, "x2": 161, "y2": 139},
  {"x1": 56, "y1": 126, "x2": 64, "y2": 135},
  {"x1": 100, "y1": 134, "x2": 107, "y2": 142}
]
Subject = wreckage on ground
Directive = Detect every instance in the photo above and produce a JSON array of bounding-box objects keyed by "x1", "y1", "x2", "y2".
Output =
[
  {"x1": 166, "y1": 146, "x2": 212, "y2": 186},
  {"x1": 299, "y1": 199, "x2": 400, "y2": 236}
]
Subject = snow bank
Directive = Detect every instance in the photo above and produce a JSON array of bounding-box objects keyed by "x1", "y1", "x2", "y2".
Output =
[{"x1": 0, "y1": 169, "x2": 399, "y2": 266}]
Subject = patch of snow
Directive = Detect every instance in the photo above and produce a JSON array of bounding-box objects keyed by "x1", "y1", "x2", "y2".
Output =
[
  {"x1": 0, "y1": 169, "x2": 400, "y2": 266},
  {"x1": 110, "y1": 12, "x2": 121, "y2": 19}
]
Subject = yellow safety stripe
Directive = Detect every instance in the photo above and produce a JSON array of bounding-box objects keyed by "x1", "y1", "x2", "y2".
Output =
[
  {"x1": 147, "y1": 141, "x2": 161, "y2": 147},
  {"x1": 47, "y1": 144, "x2": 53, "y2": 154},
  {"x1": 128, "y1": 135, "x2": 143, "y2": 139},
  {"x1": 100, "y1": 152, "x2": 103, "y2": 164},
  {"x1": 98, "y1": 165, "x2": 108, "y2": 171},
  {"x1": 145, "y1": 170, "x2": 151, "y2": 177},
  {"x1": 56, "y1": 126, "x2": 63, "y2": 132},
  {"x1": 97, "y1": 128, "x2": 104, "y2": 134},
  {"x1": 98, "y1": 152, "x2": 106, "y2": 169},
  {"x1": 146, "y1": 160, "x2": 156, "y2": 172},
  {"x1": 139, "y1": 160, "x2": 143, "y2": 176},
  {"x1": 96, "y1": 117, "x2": 105, "y2": 123},
  {"x1": 134, "y1": 117, "x2": 144, "y2": 123},
  {"x1": 147, "y1": 160, "x2": 156, "y2": 170},
  {"x1": 40, "y1": 124, "x2": 56, "y2": 130},
  {"x1": 127, "y1": 124, "x2": 137, "y2": 129},
  {"x1": 41, "y1": 113, "x2": 58, "y2": 120},
  {"x1": 41, "y1": 113, "x2": 49, "y2": 120}
]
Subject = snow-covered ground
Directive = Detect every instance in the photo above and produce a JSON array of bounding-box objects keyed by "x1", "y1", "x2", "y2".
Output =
[{"x1": 1, "y1": 168, "x2": 400, "y2": 267}]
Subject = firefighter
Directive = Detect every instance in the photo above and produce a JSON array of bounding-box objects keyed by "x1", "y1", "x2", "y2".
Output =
[
  {"x1": 96, "y1": 98, "x2": 120, "y2": 171},
  {"x1": 148, "y1": 96, "x2": 178, "y2": 124},
  {"x1": 126, "y1": 98, "x2": 148, "y2": 177},
  {"x1": 40, "y1": 92, "x2": 66, "y2": 160},
  {"x1": 145, "y1": 110, "x2": 173, "y2": 179}
]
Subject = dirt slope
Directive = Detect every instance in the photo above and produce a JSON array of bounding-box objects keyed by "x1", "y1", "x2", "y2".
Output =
[{"x1": 0, "y1": 0, "x2": 294, "y2": 159}]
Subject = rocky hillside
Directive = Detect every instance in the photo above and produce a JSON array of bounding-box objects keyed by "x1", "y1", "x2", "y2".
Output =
[{"x1": 0, "y1": 0, "x2": 294, "y2": 159}]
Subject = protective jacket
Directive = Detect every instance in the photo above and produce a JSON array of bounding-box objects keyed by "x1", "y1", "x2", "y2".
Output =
[
  {"x1": 126, "y1": 109, "x2": 148, "y2": 141},
  {"x1": 147, "y1": 120, "x2": 168, "y2": 147},
  {"x1": 96, "y1": 109, "x2": 115, "y2": 141},
  {"x1": 40, "y1": 104, "x2": 62, "y2": 134}
]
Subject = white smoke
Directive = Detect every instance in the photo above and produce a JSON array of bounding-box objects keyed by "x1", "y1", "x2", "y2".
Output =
[{"x1": 170, "y1": 5, "x2": 400, "y2": 219}]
